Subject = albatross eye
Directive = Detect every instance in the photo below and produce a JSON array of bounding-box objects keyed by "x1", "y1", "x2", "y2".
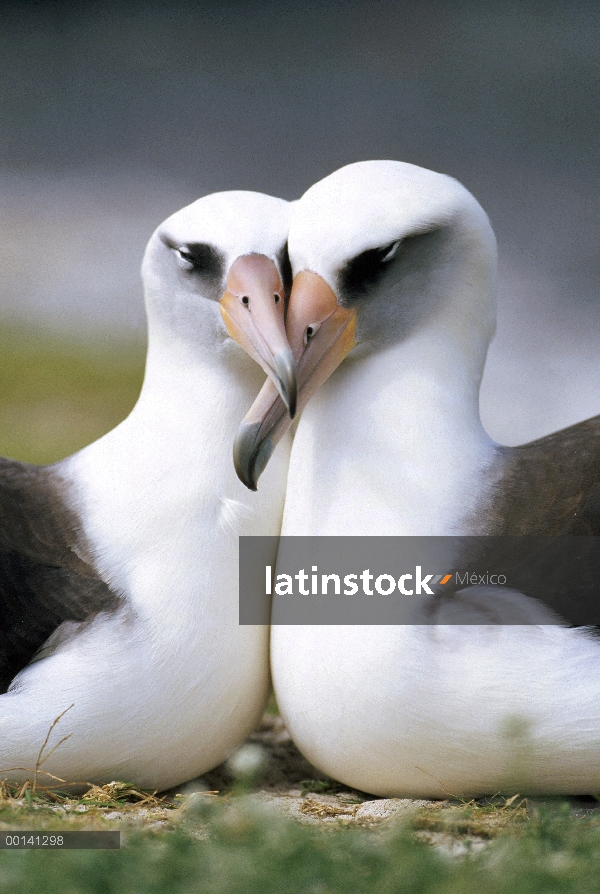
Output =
[
  {"x1": 338, "y1": 239, "x2": 404, "y2": 301},
  {"x1": 177, "y1": 249, "x2": 196, "y2": 268},
  {"x1": 380, "y1": 240, "x2": 401, "y2": 263},
  {"x1": 166, "y1": 239, "x2": 224, "y2": 280}
]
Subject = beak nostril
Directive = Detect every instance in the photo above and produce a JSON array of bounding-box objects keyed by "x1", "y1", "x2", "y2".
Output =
[
  {"x1": 241, "y1": 296, "x2": 250, "y2": 306},
  {"x1": 304, "y1": 321, "x2": 321, "y2": 346},
  {"x1": 274, "y1": 294, "x2": 280, "y2": 304}
]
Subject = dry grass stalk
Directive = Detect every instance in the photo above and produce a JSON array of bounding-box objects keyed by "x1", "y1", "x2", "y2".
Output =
[
  {"x1": 299, "y1": 798, "x2": 360, "y2": 819},
  {"x1": 31, "y1": 704, "x2": 75, "y2": 794},
  {"x1": 0, "y1": 707, "x2": 167, "y2": 810}
]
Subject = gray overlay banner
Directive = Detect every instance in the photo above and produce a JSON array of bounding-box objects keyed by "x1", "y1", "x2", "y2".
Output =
[{"x1": 239, "y1": 536, "x2": 600, "y2": 625}]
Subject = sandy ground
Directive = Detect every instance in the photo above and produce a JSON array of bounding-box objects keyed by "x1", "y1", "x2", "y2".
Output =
[
  {"x1": 3, "y1": 711, "x2": 600, "y2": 858},
  {"x1": 175, "y1": 714, "x2": 600, "y2": 853}
]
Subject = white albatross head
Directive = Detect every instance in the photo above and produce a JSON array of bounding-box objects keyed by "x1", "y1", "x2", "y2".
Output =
[
  {"x1": 141, "y1": 190, "x2": 297, "y2": 415},
  {"x1": 233, "y1": 160, "x2": 498, "y2": 489}
]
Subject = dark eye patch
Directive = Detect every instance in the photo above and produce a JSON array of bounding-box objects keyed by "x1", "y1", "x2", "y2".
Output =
[
  {"x1": 338, "y1": 240, "x2": 403, "y2": 301},
  {"x1": 338, "y1": 229, "x2": 441, "y2": 305},
  {"x1": 160, "y1": 234, "x2": 224, "y2": 281},
  {"x1": 178, "y1": 243, "x2": 224, "y2": 278}
]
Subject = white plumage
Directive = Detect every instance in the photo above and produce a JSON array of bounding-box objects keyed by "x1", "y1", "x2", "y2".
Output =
[
  {"x1": 237, "y1": 161, "x2": 600, "y2": 797},
  {"x1": 0, "y1": 190, "x2": 293, "y2": 791}
]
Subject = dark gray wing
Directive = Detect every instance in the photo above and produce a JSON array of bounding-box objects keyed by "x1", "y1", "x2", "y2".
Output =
[
  {"x1": 485, "y1": 414, "x2": 600, "y2": 536},
  {"x1": 441, "y1": 416, "x2": 600, "y2": 625},
  {"x1": 0, "y1": 457, "x2": 120, "y2": 693}
]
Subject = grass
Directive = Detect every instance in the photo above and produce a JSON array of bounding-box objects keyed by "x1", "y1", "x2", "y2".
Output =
[
  {"x1": 0, "y1": 325, "x2": 145, "y2": 464},
  {"x1": 1, "y1": 789, "x2": 600, "y2": 893}
]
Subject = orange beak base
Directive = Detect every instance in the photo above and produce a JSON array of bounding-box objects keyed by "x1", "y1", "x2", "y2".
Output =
[
  {"x1": 220, "y1": 254, "x2": 297, "y2": 416},
  {"x1": 233, "y1": 270, "x2": 356, "y2": 490}
]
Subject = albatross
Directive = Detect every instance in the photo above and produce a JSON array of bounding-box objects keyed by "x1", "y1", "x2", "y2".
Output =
[
  {"x1": 0, "y1": 189, "x2": 295, "y2": 791},
  {"x1": 235, "y1": 160, "x2": 600, "y2": 797}
]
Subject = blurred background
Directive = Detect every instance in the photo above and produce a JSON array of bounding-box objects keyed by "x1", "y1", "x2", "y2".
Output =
[{"x1": 1, "y1": 0, "x2": 598, "y2": 462}]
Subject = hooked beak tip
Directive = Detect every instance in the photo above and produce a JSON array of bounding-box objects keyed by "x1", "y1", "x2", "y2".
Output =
[{"x1": 233, "y1": 421, "x2": 275, "y2": 491}]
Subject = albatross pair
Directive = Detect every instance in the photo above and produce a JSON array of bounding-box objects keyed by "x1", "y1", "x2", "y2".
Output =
[
  {"x1": 2, "y1": 161, "x2": 599, "y2": 797},
  {"x1": 236, "y1": 160, "x2": 600, "y2": 797},
  {"x1": 0, "y1": 191, "x2": 296, "y2": 791}
]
